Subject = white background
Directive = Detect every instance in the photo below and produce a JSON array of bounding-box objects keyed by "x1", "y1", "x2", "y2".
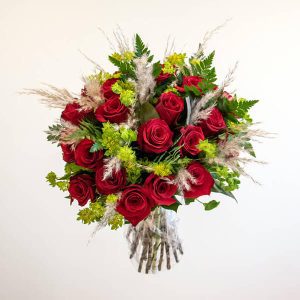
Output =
[{"x1": 1, "y1": 0, "x2": 300, "y2": 299}]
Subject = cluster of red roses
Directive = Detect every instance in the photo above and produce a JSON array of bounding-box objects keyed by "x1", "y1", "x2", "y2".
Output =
[{"x1": 60, "y1": 75, "x2": 228, "y2": 225}]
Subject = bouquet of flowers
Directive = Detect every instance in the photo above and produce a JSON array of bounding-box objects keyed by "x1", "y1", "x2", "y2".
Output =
[{"x1": 29, "y1": 32, "x2": 265, "y2": 273}]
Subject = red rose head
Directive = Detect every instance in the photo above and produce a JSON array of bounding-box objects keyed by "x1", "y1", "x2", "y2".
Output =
[
  {"x1": 61, "y1": 144, "x2": 75, "y2": 163},
  {"x1": 176, "y1": 76, "x2": 203, "y2": 93},
  {"x1": 68, "y1": 174, "x2": 95, "y2": 206},
  {"x1": 183, "y1": 162, "x2": 214, "y2": 199},
  {"x1": 137, "y1": 118, "x2": 173, "y2": 154},
  {"x1": 74, "y1": 139, "x2": 104, "y2": 170},
  {"x1": 101, "y1": 78, "x2": 119, "y2": 100},
  {"x1": 156, "y1": 92, "x2": 184, "y2": 126},
  {"x1": 144, "y1": 173, "x2": 177, "y2": 206},
  {"x1": 200, "y1": 107, "x2": 226, "y2": 136},
  {"x1": 61, "y1": 102, "x2": 91, "y2": 125},
  {"x1": 95, "y1": 95, "x2": 129, "y2": 124},
  {"x1": 116, "y1": 185, "x2": 155, "y2": 226},
  {"x1": 179, "y1": 125, "x2": 205, "y2": 156},
  {"x1": 95, "y1": 165, "x2": 127, "y2": 195}
]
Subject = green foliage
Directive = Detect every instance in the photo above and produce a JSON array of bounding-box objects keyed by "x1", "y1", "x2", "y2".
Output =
[
  {"x1": 45, "y1": 124, "x2": 62, "y2": 144},
  {"x1": 152, "y1": 61, "x2": 162, "y2": 77},
  {"x1": 46, "y1": 171, "x2": 69, "y2": 191},
  {"x1": 138, "y1": 102, "x2": 159, "y2": 123},
  {"x1": 119, "y1": 127, "x2": 137, "y2": 143},
  {"x1": 106, "y1": 194, "x2": 119, "y2": 204},
  {"x1": 90, "y1": 142, "x2": 102, "y2": 153},
  {"x1": 77, "y1": 201, "x2": 105, "y2": 225},
  {"x1": 111, "y1": 81, "x2": 136, "y2": 106},
  {"x1": 69, "y1": 120, "x2": 101, "y2": 142},
  {"x1": 203, "y1": 200, "x2": 220, "y2": 211},
  {"x1": 108, "y1": 213, "x2": 124, "y2": 230},
  {"x1": 211, "y1": 165, "x2": 240, "y2": 192},
  {"x1": 218, "y1": 97, "x2": 259, "y2": 123},
  {"x1": 100, "y1": 123, "x2": 122, "y2": 156},
  {"x1": 134, "y1": 34, "x2": 152, "y2": 59},
  {"x1": 190, "y1": 51, "x2": 217, "y2": 84},
  {"x1": 150, "y1": 162, "x2": 173, "y2": 177},
  {"x1": 163, "y1": 201, "x2": 181, "y2": 212},
  {"x1": 108, "y1": 55, "x2": 135, "y2": 78},
  {"x1": 166, "y1": 53, "x2": 186, "y2": 66},
  {"x1": 197, "y1": 139, "x2": 217, "y2": 158}
]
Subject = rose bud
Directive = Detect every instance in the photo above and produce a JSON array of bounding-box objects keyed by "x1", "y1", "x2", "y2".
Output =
[
  {"x1": 183, "y1": 162, "x2": 214, "y2": 199},
  {"x1": 179, "y1": 125, "x2": 205, "y2": 156},
  {"x1": 101, "y1": 78, "x2": 119, "y2": 100},
  {"x1": 61, "y1": 144, "x2": 75, "y2": 163},
  {"x1": 116, "y1": 185, "x2": 155, "y2": 226},
  {"x1": 95, "y1": 166, "x2": 127, "y2": 195},
  {"x1": 69, "y1": 174, "x2": 95, "y2": 206},
  {"x1": 137, "y1": 118, "x2": 173, "y2": 154},
  {"x1": 155, "y1": 92, "x2": 184, "y2": 126},
  {"x1": 222, "y1": 91, "x2": 234, "y2": 101},
  {"x1": 61, "y1": 102, "x2": 91, "y2": 125},
  {"x1": 200, "y1": 107, "x2": 226, "y2": 136},
  {"x1": 144, "y1": 174, "x2": 177, "y2": 206},
  {"x1": 95, "y1": 95, "x2": 129, "y2": 124},
  {"x1": 176, "y1": 76, "x2": 203, "y2": 93},
  {"x1": 74, "y1": 139, "x2": 104, "y2": 170}
]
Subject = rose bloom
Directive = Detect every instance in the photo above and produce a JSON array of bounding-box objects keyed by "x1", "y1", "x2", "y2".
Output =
[
  {"x1": 95, "y1": 166, "x2": 126, "y2": 195},
  {"x1": 144, "y1": 174, "x2": 177, "y2": 206},
  {"x1": 183, "y1": 162, "x2": 214, "y2": 199},
  {"x1": 116, "y1": 185, "x2": 155, "y2": 226},
  {"x1": 176, "y1": 76, "x2": 203, "y2": 93},
  {"x1": 61, "y1": 102, "x2": 91, "y2": 125},
  {"x1": 156, "y1": 72, "x2": 172, "y2": 84},
  {"x1": 137, "y1": 118, "x2": 173, "y2": 154},
  {"x1": 200, "y1": 107, "x2": 227, "y2": 136},
  {"x1": 95, "y1": 95, "x2": 129, "y2": 124},
  {"x1": 69, "y1": 174, "x2": 95, "y2": 206},
  {"x1": 61, "y1": 144, "x2": 74, "y2": 163},
  {"x1": 74, "y1": 139, "x2": 104, "y2": 170},
  {"x1": 101, "y1": 78, "x2": 119, "y2": 100},
  {"x1": 155, "y1": 92, "x2": 184, "y2": 126},
  {"x1": 179, "y1": 125, "x2": 205, "y2": 156}
]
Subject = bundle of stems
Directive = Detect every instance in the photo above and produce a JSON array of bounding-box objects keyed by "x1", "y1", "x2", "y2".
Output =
[{"x1": 126, "y1": 207, "x2": 183, "y2": 273}]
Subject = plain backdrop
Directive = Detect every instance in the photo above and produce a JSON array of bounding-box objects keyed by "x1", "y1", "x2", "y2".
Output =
[{"x1": 1, "y1": 0, "x2": 300, "y2": 299}]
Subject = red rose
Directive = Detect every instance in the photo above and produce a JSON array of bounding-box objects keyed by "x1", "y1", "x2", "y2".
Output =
[
  {"x1": 200, "y1": 107, "x2": 226, "y2": 136},
  {"x1": 95, "y1": 95, "x2": 129, "y2": 124},
  {"x1": 69, "y1": 174, "x2": 95, "y2": 206},
  {"x1": 156, "y1": 72, "x2": 172, "y2": 84},
  {"x1": 116, "y1": 185, "x2": 154, "y2": 226},
  {"x1": 176, "y1": 76, "x2": 203, "y2": 93},
  {"x1": 74, "y1": 139, "x2": 104, "y2": 170},
  {"x1": 183, "y1": 162, "x2": 214, "y2": 199},
  {"x1": 137, "y1": 119, "x2": 173, "y2": 154},
  {"x1": 101, "y1": 78, "x2": 118, "y2": 100},
  {"x1": 144, "y1": 174, "x2": 177, "y2": 206},
  {"x1": 156, "y1": 92, "x2": 184, "y2": 126},
  {"x1": 179, "y1": 125, "x2": 205, "y2": 156},
  {"x1": 61, "y1": 102, "x2": 91, "y2": 125},
  {"x1": 96, "y1": 166, "x2": 126, "y2": 195},
  {"x1": 61, "y1": 144, "x2": 74, "y2": 163}
]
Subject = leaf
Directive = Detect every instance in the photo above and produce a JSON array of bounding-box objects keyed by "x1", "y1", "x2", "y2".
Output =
[
  {"x1": 90, "y1": 142, "x2": 101, "y2": 153},
  {"x1": 212, "y1": 181, "x2": 238, "y2": 202},
  {"x1": 184, "y1": 85, "x2": 201, "y2": 96},
  {"x1": 185, "y1": 198, "x2": 195, "y2": 205},
  {"x1": 162, "y1": 202, "x2": 180, "y2": 212},
  {"x1": 134, "y1": 34, "x2": 150, "y2": 58},
  {"x1": 203, "y1": 200, "x2": 220, "y2": 211},
  {"x1": 46, "y1": 171, "x2": 57, "y2": 187},
  {"x1": 152, "y1": 61, "x2": 162, "y2": 77},
  {"x1": 139, "y1": 102, "x2": 159, "y2": 123},
  {"x1": 244, "y1": 142, "x2": 256, "y2": 157}
]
